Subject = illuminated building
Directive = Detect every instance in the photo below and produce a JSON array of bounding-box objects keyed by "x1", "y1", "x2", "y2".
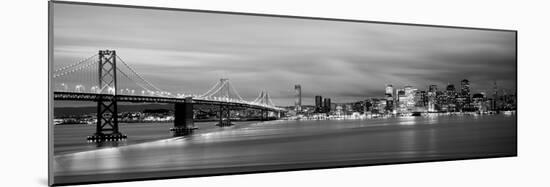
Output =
[
  {"x1": 294, "y1": 84, "x2": 302, "y2": 112},
  {"x1": 414, "y1": 90, "x2": 427, "y2": 112},
  {"x1": 370, "y1": 98, "x2": 385, "y2": 114},
  {"x1": 472, "y1": 93, "x2": 487, "y2": 112},
  {"x1": 345, "y1": 104, "x2": 353, "y2": 115},
  {"x1": 445, "y1": 84, "x2": 457, "y2": 112},
  {"x1": 385, "y1": 84, "x2": 394, "y2": 97},
  {"x1": 323, "y1": 98, "x2": 331, "y2": 113},
  {"x1": 385, "y1": 84, "x2": 394, "y2": 112},
  {"x1": 460, "y1": 79, "x2": 471, "y2": 97},
  {"x1": 427, "y1": 85, "x2": 438, "y2": 112},
  {"x1": 315, "y1": 95, "x2": 323, "y2": 113},
  {"x1": 404, "y1": 86, "x2": 416, "y2": 111},
  {"x1": 492, "y1": 81, "x2": 498, "y2": 111},
  {"x1": 458, "y1": 79, "x2": 472, "y2": 111},
  {"x1": 364, "y1": 99, "x2": 373, "y2": 112},
  {"x1": 335, "y1": 105, "x2": 343, "y2": 115}
]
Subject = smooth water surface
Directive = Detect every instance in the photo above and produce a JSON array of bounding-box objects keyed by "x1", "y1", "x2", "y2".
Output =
[{"x1": 53, "y1": 115, "x2": 516, "y2": 184}]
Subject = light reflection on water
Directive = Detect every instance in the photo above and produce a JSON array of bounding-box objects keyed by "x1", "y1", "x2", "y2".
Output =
[{"x1": 54, "y1": 115, "x2": 516, "y2": 180}]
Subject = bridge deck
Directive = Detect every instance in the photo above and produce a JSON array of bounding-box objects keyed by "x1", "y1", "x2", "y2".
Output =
[{"x1": 53, "y1": 92, "x2": 284, "y2": 112}]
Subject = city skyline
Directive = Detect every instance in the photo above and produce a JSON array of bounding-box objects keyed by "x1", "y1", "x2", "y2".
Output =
[{"x1": 53, "y1": 3, "x2": 516, "y2": 106}]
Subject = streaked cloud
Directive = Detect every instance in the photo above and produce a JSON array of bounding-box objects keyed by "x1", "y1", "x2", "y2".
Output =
[{"x1": 53, "y1": 3, "x2": 516, "y2": 106}]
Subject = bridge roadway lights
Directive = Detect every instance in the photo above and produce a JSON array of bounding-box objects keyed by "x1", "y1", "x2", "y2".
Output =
[
  {"x1": 87, "y1": 133, "x2": 127, "y2": 143},
  {"x1": 171, "y1": 97, "x2": 196, "y2": 137}
]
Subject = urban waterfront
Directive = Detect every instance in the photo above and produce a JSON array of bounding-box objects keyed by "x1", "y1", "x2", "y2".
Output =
[
  {"x1": 54, "y1": 114, "x2": 516, "y2": 184},
  {"x1": 50, "y1": 3, "x2": 517, "y2": 185}
]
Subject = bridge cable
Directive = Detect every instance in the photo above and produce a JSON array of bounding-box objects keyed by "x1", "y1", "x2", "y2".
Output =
[
  {"x1": 53, "y1": 54, "x2": 98, "y2": 73},
  {"x1": 116, "y1": 56, "x2": 165, "y2": 93},
  {"x1": 199, "y1": 81, "x2": 222, "y2": 98}
]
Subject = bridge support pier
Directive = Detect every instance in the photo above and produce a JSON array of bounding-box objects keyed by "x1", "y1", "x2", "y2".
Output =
[
  {"x1": 217, "y1": 104, "x2": 233, "y2": 127},
  {"x1": 87, "y1": 95, "x2": 127, "y2": 142},
  {"x1": 171, "y1": 97, "x2": 196, "y2": 136}
]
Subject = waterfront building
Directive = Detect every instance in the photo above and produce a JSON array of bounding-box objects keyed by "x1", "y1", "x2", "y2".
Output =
[
  {"x1": 403, "y1": 86, "x2": 416, "y2": 112},
  {"x1": 472, "y1": 93, "x2": 488, "y2": 112},
  {"x1": 461, "y1": 79, "x2": 471, "y2": 97},
  {"x1": 427, "y1": 85, "x2": 438, "y2": 112},
  {"x1": 445, "y1": 84, "x2": 458, "y2": 112},
  {"x1": 315, "y1": 95, "x2": 323, "y2": 113},
  {"x1": 414, "y1": 90, "x2": 427, "y2": 111},
  {"x1": 385, "y1": 84, "x2": 394, "y2": 113},
  {"x1": 458, "y1": 79, "x2": 472, "y2": 111},
  {"x1": 364, "y1": 99, "x2": 373, "y2": 112},
  {"x1": 396, "y1": 88, "x2": 407, "y2": 113},
  {"x1": 352, "y1": 101, "x2": 364, "y2": 113},
  {"x1": 294, "y1": 84, "x2": 302, "y2": 112},
  {"x1": 385, "y1": 84, "x2": 394, "y2": 97},
  {"x1": 323, "y1": 98, "x2": 331, "y2": 113}
]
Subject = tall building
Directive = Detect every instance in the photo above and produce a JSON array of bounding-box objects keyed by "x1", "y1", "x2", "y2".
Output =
[
  {"x1": 385, "y1": 84, "x2": 394, "y2": 97},
  {"x1": 429, "y1": 85, "x2": 438, "y2": 92},
  {"x1": 427, "y1": 85, "x2": 438, "y2": 112},
  {"x1": 294, "y1": 84, "x2": 302, "y2": 112},
  {"x1": 446, "y1": 84, "x2": 456, "y2": 92},
  {"x1": 460, "y1": 79, "x2": 471, "y2": 97},
  {"x1": 323, "y1": 98, "x2": 331, "y2": 113},
  {"x1": 492, "y1": 81, "x2": 498, "y2": 111},
  {"x1": 445, "y1": 83, "x2": 457, "y2": 112},
  {"x1": 385, "y1": 84, "x2": 394, "y2": 113},
  {"x1": 403, "y1": 86, "x2": 416, "y2": 111},
  {"x1": 396, "y1": 88, "x2": 406, "y2": 113},
  {"x1": 472, "y1": 92, "x2": 487, "y2": 112},
  {"x1": 459, "y1": 79, "x2": 472, "y2": 111},
  {"x1": 364, "y1": 99, "x2": 373, "y2": 112},
  {"x1": 414, "y1": 90, "x2": 427, "y2": 110},
  {"x1": 315, "y1": 95, "x2": 323, "y2": 113}
]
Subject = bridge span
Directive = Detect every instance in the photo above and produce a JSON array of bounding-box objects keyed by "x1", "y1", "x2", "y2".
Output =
[{"x1": 53, "y1": 50, "x2": 286, "y2": 142}]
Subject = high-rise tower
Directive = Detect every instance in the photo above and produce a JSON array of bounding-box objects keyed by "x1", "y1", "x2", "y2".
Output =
[
  {"x1": 315, "y1": 95, "x2": 323, "y2": 113},
  {"x1": 294, "y1": 84, "x2": 302, "y2": 112},
  {"x1": 460, "y1": 79, "x2": 471, "y2": 97},
  {"x1": 323, "y1": 98, "x2": 331, "y2": 113}
]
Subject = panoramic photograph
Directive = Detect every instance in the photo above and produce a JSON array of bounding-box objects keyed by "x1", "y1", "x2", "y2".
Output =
[{"x1": 50, "y1": 2, "x2": 517, "y2": 185}]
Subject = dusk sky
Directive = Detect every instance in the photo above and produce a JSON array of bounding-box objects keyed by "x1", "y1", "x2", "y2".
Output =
[{"x1": 53, "y1": 3, "x2": 516, "y2": 106}]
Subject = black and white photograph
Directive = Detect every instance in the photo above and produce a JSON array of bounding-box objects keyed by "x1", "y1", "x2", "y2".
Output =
[{"x1": 49, "y1": 1, "x2": 517, "y2": 186}]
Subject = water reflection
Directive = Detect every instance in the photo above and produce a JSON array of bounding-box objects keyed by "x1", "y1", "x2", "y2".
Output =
[{"x1": 54, "y1": 115, "x2": 516, "y2": 182}]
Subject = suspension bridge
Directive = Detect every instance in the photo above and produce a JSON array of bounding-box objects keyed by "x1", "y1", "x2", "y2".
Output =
[{"x1": 53, "y1": 50, "x2": 285, "y2": 142}]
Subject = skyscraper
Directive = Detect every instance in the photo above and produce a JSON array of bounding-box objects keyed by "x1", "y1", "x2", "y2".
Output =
[
  {"x1": 460, "y1": 79, "x2": 472, "y2": 110},
  {"x1": 492, "y1": 81, "x2": 498, "y2": 111},
  {"x1": 428, "y1": 85, "x2": 438, "y2": 112},
  {"x1": 323, "y1": 98, "x2": 331, "y2": 113},
  {"x1": 385, "y1": 84, "x2": 394, "y2": 97},
  {"x1": 445, "y1": 83, "x2": 457, "y2": 112},
  {"x1": 294, "y1": 84, "x2": 302, "y2": 112},
  {"x1": 385, "y1": 84, "x2": 394, "y2": 112},
  {"x1": 429, "y1": 85, "x2": 438, "y2": 92},
  {"x1": 446, "y1": 84, "x2": 456, "y2": 95},
  {"x1": 315, "y1": 95, "x2": 323, "y2": 113},
  {"x1": 403, "y1": 86, "x2": 416, "y2": 111},
  {"x1": 460, "y1": 79, "x2": 470, "y2": 97}
]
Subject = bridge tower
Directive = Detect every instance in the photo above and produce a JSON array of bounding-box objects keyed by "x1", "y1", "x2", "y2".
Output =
[
  {"x1": 171, "y1": 97, "x2": 197, "y2": 136},
  {"x1": 87, "y1": 50, "x2": 127, "y2": 142},
  {"x1": 253, "y1": 90, "x2": 276, "y2": 121}
]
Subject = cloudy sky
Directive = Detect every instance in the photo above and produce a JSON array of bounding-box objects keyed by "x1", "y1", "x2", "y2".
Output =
[{"x1": 53, "y1": 3, "x2": 516, "y2": 106}]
